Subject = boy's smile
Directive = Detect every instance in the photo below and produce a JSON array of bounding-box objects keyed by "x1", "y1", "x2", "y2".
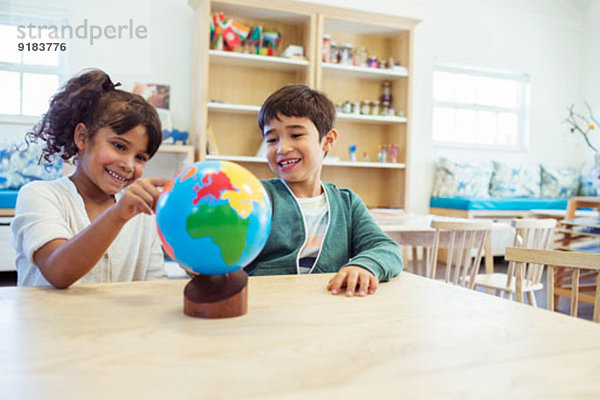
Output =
[{"x1": 263, "y1": 114, "x2": 337, "y2": 198}]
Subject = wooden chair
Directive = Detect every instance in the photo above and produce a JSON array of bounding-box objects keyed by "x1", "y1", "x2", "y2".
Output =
[
  {"x1": 505, "y1": 247, "x2": 600, "y2": 322},
  {"x1": 554, "y1": 196, "x2": 600, "y2": 309},
  {"x1": 473, "y1": 218, "x2": 556, "y2": 306},
  {"x1": 383, "y1": 228, "x2": 435, "y2": 276},
  {"x1": 401, "y1": 245, "x2": 431, "y2": 276},
  {"x1": 428, "y1": 220, "x2": 493, "y2": 289}
]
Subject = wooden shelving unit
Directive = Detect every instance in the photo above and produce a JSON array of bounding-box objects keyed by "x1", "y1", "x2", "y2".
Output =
[
  {"x1": 189, "y1": 0, "x2": 418, "y2": 209},
  {"x1": 209, "y1": 49, "x2": 309, "y2": 70},
  {"x1": 157, "y1": 144, "x2": 194, "y2": 164},
  {"x1": 315, "y1": 7, "x2": 417, "y2": 208},
  {"x1": 206, "y1": 154, "x2": 406, "y2": 169}
]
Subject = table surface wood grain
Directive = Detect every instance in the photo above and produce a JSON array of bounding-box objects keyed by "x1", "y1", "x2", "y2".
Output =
[{"x1": 1, "y1": 273, "x2": 600, "y2": 399}]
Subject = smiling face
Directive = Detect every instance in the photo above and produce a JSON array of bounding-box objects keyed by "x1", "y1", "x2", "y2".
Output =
[
  {"x1": 73, "y1": 123, "x2": 150, "y2": 197},
  {"x1": 263, "y1": 114, "x2": 337, "y2": 198}
]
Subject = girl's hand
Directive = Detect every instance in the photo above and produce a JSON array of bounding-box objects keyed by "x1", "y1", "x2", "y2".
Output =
[
  {"x1": 327, "y1": 265, "x2": 379, "y2": 297},
  {"x1": 114, "y1": 177, "x2": 169, "y2": 221}
]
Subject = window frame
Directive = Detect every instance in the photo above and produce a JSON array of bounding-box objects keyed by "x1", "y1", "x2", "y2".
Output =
[
  {"x1": 0, "y1": 11, "x2": 67, "y2": 125},
  {"x1": 432, "y1": 63, "x2": 531, "y2": 152}
]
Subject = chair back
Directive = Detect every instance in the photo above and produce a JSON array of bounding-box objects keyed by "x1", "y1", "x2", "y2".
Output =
[
  {"x1": 428, "y1": 220, "x2": 493, "y2": 289},
  {"x1": 505, "y1": 248, "x2": 600, "y2": 322},
  {"x1": 505, "y1": 219, "x2": 556, "y2": 290}
]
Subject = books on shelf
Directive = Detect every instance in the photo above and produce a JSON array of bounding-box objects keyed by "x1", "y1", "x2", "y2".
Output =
[{"x1": 206, "y1": 125, "x2": 219, "y2": 155}]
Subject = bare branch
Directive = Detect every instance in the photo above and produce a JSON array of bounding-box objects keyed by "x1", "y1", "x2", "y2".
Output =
[{"x1": 565, "y1": 103, "x2": 598, "y2": 153}]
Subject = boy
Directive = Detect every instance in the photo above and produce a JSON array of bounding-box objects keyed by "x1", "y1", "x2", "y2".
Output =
[{"x1": 244, "y1": 84, "x2": 403, "y2": 297}]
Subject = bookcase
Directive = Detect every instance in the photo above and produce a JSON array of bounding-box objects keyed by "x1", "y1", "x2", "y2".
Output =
[{"x1": 188, "y1": 0, "x2": 418, "y2": 209}]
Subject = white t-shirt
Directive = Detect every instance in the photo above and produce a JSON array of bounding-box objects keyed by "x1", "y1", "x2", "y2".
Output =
[
  {"x1": 296, "y1": 193, "x2": 329, "y2": 274},
  {"x1": 11, "y1": 176, "x2": 166, "y2": 286}
]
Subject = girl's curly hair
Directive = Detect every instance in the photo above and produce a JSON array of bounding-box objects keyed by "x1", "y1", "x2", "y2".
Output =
[{"x1": 26, "y1": 69, "x2": 162, "y2": 164}]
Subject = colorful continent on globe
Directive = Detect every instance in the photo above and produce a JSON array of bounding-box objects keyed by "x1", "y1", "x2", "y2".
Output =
[{"x1": 181, "y1": 165, "x2": 265, "y2": 266}]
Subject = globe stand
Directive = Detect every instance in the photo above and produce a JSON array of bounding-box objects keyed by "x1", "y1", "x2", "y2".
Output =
[{"x1": 183, "y1": 269, "x2": 248, "y2": 319}]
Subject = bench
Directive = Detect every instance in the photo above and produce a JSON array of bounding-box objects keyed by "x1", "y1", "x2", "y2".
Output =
[{"x1": 430, "y1": 197, "x2": 569, "y2": 219}]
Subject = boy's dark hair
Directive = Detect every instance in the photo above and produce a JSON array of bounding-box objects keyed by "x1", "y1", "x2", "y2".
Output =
[
  {"x1": 258, "y1": 84, "x2": 336, "y2": 140},
  {"x1": 26, "y1": 69, "x2": 162, "y2": 164}
]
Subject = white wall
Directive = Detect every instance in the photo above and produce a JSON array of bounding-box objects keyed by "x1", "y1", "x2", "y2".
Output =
[
  {"x1": 1, "y1": 0, "x2": 193, "y2": 177},
  {"x1": 2, "y1": 0, "x2": 596, "y2": 211},
  {"x1": 582, "y1": 0, "x2": 600, "y2": 153}
]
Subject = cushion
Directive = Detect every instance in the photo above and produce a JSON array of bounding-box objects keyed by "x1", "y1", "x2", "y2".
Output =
[
  {"x1": 431, "y1": 157, "x2": 492, "y2": 198},
  {"x1": 540, "y1": 164, "x2": 580, "y2": 198},
  {"x1": 579, "y1": 158, "x2": 600, "y2": 196},
  {"x1": 0, "y1": 141, "x2": 63, "y2": 190},
  {"x1": 430, "y1": 197, "x2": 568, "y2": 211},
  {"x1": 0, "y1": 190, "x2": 18, "y2": 209},
  {"x1": 489, "y1": 161, "x2": 540, "y2": 198}
]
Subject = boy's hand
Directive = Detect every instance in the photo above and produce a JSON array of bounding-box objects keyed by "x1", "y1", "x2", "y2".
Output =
[
  {"x1": 115, "y1": 177, "x2": 169, "y2": 221},
  {"x1": 327, "y1": 265, "x2": 379, "y2": 297}
]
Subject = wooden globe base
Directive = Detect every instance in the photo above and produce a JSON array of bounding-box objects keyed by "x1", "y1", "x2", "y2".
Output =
[{"x1": 183, "y1": 270, "x2": 248, "y2": 319}]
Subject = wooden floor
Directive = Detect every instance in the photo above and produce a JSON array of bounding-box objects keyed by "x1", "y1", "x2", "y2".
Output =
[{"x1": 0, "y1": 262, "x2": 594, "y2": 320}]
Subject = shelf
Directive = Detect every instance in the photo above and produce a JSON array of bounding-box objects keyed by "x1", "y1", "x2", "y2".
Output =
[
  {"x1": 158, "y1": 144, "x2": 194, "y2": 154},
  {"x1": 322, "y1": 63, "x2": 408, "y2": 80},
  {"x1": 324, "y1": 160, "x2": 405, "y2": 169},
  {"x1": 206, "y1": 103, "x2": 407, "y2": 124},
  {"x1": 209, "y1": 50, "x2": 309, "y2": 71},
  {"x1": 336, "y1": 113, "x2": 407, "y2": 124},
  {"x1": 207, "y1": 155, "x2": 267, "y2": 163},
  {"x1": 207, "y1": 102, "x2": 261, "y2": 114},
  {"x1": 206, "y1": 155, "x2": 405, "y2": 169}
]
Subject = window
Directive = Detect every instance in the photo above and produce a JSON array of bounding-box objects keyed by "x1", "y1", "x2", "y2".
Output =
[
  {"x1": 432, "y1": 64, "x2": 530, "y2": 150},
  {"x1": 0, "y1": 14, "x2": 65, "y2": 120}
]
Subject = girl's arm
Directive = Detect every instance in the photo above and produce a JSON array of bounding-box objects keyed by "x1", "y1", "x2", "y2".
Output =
[{"x1": 34, "y1": 177, "x2": 168, "y2": 288}]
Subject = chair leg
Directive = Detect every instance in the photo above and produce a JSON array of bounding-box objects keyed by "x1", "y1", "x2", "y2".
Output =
[{"x1": 526, "y1": 291, "x2": 537, "y2": 307}]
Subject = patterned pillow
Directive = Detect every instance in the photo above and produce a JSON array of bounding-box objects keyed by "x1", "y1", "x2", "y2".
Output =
[
  {"x1": 489, "y1": 161, "x2": 540, "y2": 198},
  {"x1": 0, "y1": 141, "x2": 63, "y2": 190},
  {"x1": 540, "y1": 164, "x2": 580, "y2": 198},
  {"x1": 431, "y1": 157, "x2": 492, "y2": 198},
  {"x1": 579, "y1": 159, "x2": 600, "y2": 196}
]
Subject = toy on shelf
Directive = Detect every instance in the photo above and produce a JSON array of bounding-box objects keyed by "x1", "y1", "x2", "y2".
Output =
[
  {"x1": 163, "y1": 129, "x2": 189, "y2": 145},
  {"x1": 323, "y1": 34, "x2": 408, "y2": 74},
  {"x1": 210, "y1": 13, "x2": 250, "y2": 51},
  {"x1": 389, "y1": 143, "x2": 398, "y2": 163},
  {"x1": 210, "y1": 13, "x2": 285, "y2": 57},
  {"x1": 349, "y1": 144, "x2": 357, "y2": 161}
]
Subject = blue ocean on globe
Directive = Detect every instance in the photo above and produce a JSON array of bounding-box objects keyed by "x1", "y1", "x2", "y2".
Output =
[{"x1": 156, "y1": 160, "x2": 271, "y2": 275}]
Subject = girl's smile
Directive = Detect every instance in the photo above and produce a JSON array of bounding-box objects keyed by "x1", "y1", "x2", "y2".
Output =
[{"x1": 72, "y1": 124, "x2": 149, "y2": 200}]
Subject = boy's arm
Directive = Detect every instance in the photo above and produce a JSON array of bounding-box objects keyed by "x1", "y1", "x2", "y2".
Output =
[{"x1": 345, "y1": 192, "x2": 403, "y2": 282}]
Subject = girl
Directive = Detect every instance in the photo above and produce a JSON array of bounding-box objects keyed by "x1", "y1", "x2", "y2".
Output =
[{"x1": 11, "y1": 69, "x2": 169, "y2": 288}]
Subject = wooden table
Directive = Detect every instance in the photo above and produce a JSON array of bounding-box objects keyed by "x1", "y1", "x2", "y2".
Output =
[
  {"x1": 2, "y1": 274, "x2": 600, "y2": 399},
  {"x1": 559, "y1": 196, "x2": 600, "y2": 248}
]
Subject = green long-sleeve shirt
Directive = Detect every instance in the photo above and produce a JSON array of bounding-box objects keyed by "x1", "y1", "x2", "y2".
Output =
[{"x1": 245, "y1": 179, "x2": 403, "y2": 281}]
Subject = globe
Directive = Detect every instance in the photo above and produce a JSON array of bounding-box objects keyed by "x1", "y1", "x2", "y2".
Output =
[{"x1": 156, "y1": 160, "x2": 272, "y2": 276}]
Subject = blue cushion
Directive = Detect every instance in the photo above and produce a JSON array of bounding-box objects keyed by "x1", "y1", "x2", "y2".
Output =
[
  {"x1": 0, "y1": 190, "x2": 18, "y2": 209},
  {"x1": 430, "y1": 197, "x2": 568, "y2": 211},
  {"x1": 579, "y1": 159, "x2": 600, "y2": 196},
  {"x1": 489, "y1": 161, "x2": 541, "y2": 198},
  {"x1": 540, "y1": 164, "x2": 580, "y2": 198},
  {"x1": 0, "y1": 141, "x2": 62, "y2": 190},
  {"x1": 431, "y1": 157, "x2": 493, "y2": 198}
]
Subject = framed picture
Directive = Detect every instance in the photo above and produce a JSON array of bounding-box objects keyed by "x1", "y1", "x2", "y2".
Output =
[{"x1": 132, "y1": 83, "x2": 170, "y2": 110}]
